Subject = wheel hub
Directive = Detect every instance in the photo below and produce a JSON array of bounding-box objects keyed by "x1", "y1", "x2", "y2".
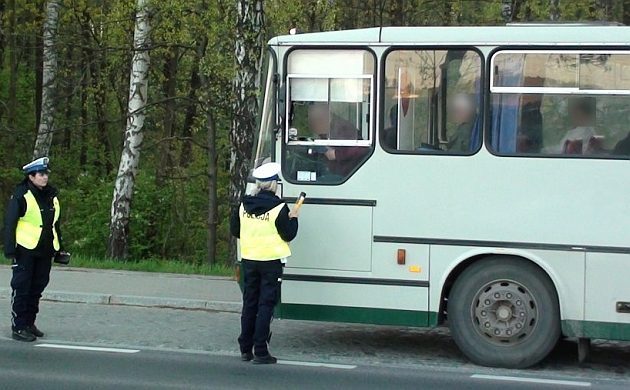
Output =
[{"x1": 472, "y1": 280, "x2": 538, "y2": 345}]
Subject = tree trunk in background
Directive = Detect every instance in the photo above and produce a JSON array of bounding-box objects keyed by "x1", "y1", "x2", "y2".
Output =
[
  {"x1": 229, "y1": 0, "x2": 265, "y2": 262},
  {"x1": 157, "y1": 47, "x2": 178, "y2": 184},
  {"x1": 108, "y1": 0, "x2": 151, "y2": 260},
  {"x1": 179, "y1": 56, "x2": 201, "y2": 168},
  {"x1": 202, "y1": 74, "x2": 218, "y2": 267},
  {"x1": 62, "y1": 45, "x2": 74, "y2": 148},
  {"x1": 549, "y1": 0, "x2": 560, "y2": 21},
  {"x1": 195, "y1": 35, "x2": 218, "y2": 267},
  {"x1": 34, "y1": 4, "x2": 43, "y2": 132},
  {"x1": 7, "y1": 0, "x2": 17, "y2": 130},
  {"x1": 624, "y1": 1, "x2": 630, "y2": 26},
  {"x1": 79, "y1": 37, "x2": 89, "y2": 166},
  {"x1": 598, "y1": 0, "x2": 612, "y2": 20},
  {"x1": 82, "y1": 8, "x2": 113, "y2": 175},
  {"x1": 33, "y1": 0, "x2": 60, "y2": 159}
]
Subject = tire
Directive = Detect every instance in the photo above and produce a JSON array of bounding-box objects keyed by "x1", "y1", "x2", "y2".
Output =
[{"x1": 448, "y1": 256, "x2": 560, "y2": 368}]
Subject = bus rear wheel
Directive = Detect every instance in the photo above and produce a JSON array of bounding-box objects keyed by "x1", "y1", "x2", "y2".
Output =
[{"x1": 448, "y1": 256, "x2": 560, "y2": 368}]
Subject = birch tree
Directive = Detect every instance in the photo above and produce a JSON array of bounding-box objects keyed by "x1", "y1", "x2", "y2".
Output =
[
  {"x1": 229, "y1": 0, "x2": 266, "y2": 260},
  {"x1": 108, "y1": 0, "x2": 151, "y2": 259},
  {"x1": 32, "y1": 0, "x2": 60, "y2": 159}
]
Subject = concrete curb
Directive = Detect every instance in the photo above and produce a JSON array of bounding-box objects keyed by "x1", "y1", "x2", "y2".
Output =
[
  {"x1": 0, "y1": 288, "x2": 241, "y2": 313},
  {"x1": 0, "y1": 264, "x2": 235, "y2": 281}
]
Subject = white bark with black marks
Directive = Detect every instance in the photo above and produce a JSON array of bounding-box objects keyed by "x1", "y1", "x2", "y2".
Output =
[
  {"x1": 108, "y1": 0, "x2": 151, "y2": 259},
  {"x1": 230, "y1": 0, "x2": 265, "y2": 260},
  {"x1": 33, "y1": 0, "x2": 61, "y2": 159}
]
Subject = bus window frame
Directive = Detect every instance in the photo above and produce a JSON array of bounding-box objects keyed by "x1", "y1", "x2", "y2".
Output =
[
  {"x1": 254, "y1": 46, "x2": 279, "y2": 168},
  {"x1": 280, "y1": 46, "x2": 378, "y2": 186},
  {"x1": 486, "y1": 45, "x2": 630, "y2": 161},
  {"x1": 379, "y1": 45, "x2": 486, "y2": 157},
  {"x1": 285, "y1": 73, "x2": 374, "y2": 147}
]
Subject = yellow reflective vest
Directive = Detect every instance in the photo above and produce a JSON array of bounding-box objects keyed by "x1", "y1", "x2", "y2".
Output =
[
  {"x1": 239, "y1": 203, "x2": 291, "y2": 261},
  {"x1": 15, "y1": 190, "x2": 60, "y2": 251}
]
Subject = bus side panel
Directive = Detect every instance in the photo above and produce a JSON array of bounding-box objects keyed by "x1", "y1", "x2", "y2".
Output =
[
  {"x1": 370, "y1": 242, "x2": 430, "y2": 281},
  {"x1": 280, "y1": 281, "x2": 430, "y2": 327},
  {"x1": 575, "y1": 253, "x2": 630, "y2": 340},
  {"x1": 287, "y1": 204, "x2": 373, "y2": 272}
]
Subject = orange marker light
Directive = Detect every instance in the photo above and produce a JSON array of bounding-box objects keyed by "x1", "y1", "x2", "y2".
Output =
[{"x1": 397, "y1": 249, "x2": 406, "y2": 265}]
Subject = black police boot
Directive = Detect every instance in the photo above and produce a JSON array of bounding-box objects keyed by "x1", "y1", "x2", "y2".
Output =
[
  {"x1": 12, "y1": 328, "x2": 37, "y2": 342},
  {"x1": 28, "y1": 325, "x2": 44, "y2": 338},
  {"x1": 241, "y1": 352, "x2": 254, "y2": 362},
  {"x1": 252, "y1": 354, "x2": 277, "y2": 365}
]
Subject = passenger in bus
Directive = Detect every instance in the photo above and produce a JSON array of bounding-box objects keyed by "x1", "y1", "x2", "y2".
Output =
[
  {"x1": 613, "y1": 132, "x2": 630, "y2": 155},
  {"x1": 516, "y1": 99, "x2": 543, "y2": 153},
  {"x1": 307, "y1": 103, "x2": 368, "y2": 176},
  {"x1": 548, "y1": 96, "x2": 597, "y2": 154},
  {"x1": 382, "y1": 105, "x2": 398, "y2": 150},
  {"x1": 447, "y1": 93, "x2": 477, "y2": 152}
]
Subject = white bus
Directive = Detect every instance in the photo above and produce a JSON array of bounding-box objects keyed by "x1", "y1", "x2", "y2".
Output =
[{"x1": 248, "y1": 24, "x2": 630, "y2": 368}]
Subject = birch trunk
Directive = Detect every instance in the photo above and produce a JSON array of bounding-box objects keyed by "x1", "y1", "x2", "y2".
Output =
[
  {"x1": 229, "y1": 0, "x2": 265, "y2": 261},
  {"x1": 107, "y1": 0, "x2": 151, "y2": 260},
  {"x1": 33, "y1": 0, "x2": 60, "y2": 159}
]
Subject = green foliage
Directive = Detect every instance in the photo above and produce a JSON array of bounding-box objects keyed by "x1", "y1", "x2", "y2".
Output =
[
  {"x1": 61, "y1": 174, "x2": 112, "y2": 257},
  {"x1": 67, "y1": 254, "x2": 234, "y2": 276}
]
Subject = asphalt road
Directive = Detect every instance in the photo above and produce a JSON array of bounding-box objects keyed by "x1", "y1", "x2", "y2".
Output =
[
  {"x1": 0, "y1": 299, "x2": 629, "y2": 389},
  {"x1": 0, "y1": 339, "x2": 627, "y2": 390}
]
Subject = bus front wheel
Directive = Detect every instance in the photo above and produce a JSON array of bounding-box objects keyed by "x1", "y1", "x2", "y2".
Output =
[{"x1": 448, "y1": 256, "x2": 560, "y2": 368}]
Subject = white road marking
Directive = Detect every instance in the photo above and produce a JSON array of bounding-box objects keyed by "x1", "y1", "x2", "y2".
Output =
[
  {"x1": 471, "y1": 374, "x2": 591, "y2": 387},
  {"x1": 278, "y1": 360, "x2": 356, "y2": 370},
  {"x1": 35, "y1": 343, "x2": 140, "y2": 354}
]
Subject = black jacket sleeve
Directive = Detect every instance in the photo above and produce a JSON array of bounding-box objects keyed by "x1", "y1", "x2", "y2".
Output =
[
  {"x1": 3, "y1": 194, "x2": 25, "y2": 259},
  {"x1": 275, "y1": 204, "x2": 298, "y2": 242},
  {"x1": 229, "y1": 206, "x2": 241, "y2": 239}
]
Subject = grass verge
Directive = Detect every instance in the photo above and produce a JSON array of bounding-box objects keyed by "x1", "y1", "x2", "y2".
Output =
[{"x1": 63, "y1": 255, "x2": 234, "y2": 277}]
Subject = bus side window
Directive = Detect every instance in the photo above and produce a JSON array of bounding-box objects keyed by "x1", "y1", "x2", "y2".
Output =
[
  {"x1": 491, "y1": 51, "x2": 630, "y2": 159},
  {"x1": 381, "y1": 49, "x2": 482, "y2": 155}
]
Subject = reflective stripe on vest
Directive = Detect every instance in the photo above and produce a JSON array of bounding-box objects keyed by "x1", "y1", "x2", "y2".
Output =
[
  {"x1": 15, "y1": 190, "x2": 60, "y2": 251},
  {"x1": 239, "y1": 203, "x2": 291, "y2": 261}
]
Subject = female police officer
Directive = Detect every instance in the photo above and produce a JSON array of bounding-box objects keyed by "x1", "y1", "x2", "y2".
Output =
[
  {"x1": 4, "y1": 157, "x2": 64, "y2": 342},
  {"x1": 230, "y1": 162, "x2": 299, "y2": 364}
]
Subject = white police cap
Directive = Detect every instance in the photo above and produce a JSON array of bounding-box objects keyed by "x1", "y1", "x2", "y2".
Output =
[
  {"x1": 22, "y1": 157, "x2": 50, "y2": 174},
  {"x1": 252, "y1": 162, "x2": 280, "y2": 181}
]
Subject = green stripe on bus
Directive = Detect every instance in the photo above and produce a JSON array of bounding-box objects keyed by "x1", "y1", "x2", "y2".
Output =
[
  {"x1": 562, "y1": 320, "x2": 630, "y2": 341},
  {"x1": 279, "y1": 303, "x2": 438, "y2": 328}
]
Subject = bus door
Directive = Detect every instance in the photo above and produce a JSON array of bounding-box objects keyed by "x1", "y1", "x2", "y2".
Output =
[{"x1": 280, "y1": 48, "x2": 376, "y2": 273}]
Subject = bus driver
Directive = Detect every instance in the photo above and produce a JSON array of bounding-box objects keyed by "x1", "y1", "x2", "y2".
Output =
[{"x1": 307, "y1": 103, "x2": 367, "y2": 177}]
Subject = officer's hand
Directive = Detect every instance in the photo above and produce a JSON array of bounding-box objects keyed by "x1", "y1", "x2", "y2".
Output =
[{"x1": 289, "y1": 209, "x2": 299, "y2": 219}]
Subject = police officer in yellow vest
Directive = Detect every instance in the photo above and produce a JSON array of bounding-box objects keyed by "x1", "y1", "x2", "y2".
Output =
[
  {"x1": 3, "y1": 157, "x2": 64, "y2": 342},
  {"x1": 230, "y1": 162, "x2": 299, "y2": 364}
]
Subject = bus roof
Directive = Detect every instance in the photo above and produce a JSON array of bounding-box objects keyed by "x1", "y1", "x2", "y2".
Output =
[{"x1": 270, "y1": 25, "x2": 630, "y2": 46}]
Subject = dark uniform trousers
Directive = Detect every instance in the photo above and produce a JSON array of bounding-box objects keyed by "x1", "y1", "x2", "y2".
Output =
[
  {"x1": 11, "y1": 247, "x2": 52, "y2": 330},
  {"x1": 238, "y1": 259, "x2": 283, "y2": 357}
]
